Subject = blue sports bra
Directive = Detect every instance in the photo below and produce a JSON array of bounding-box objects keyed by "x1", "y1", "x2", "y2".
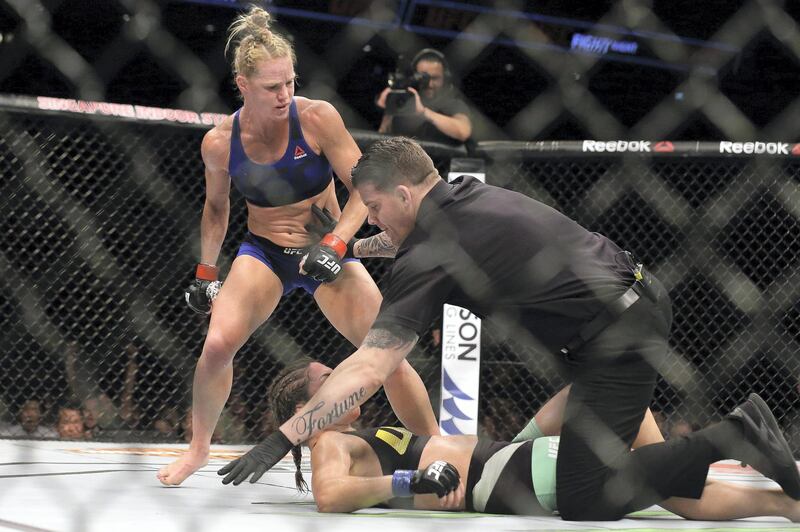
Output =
[{"x1": 228, "y1": 99, "x2": 333, "y2": 208}]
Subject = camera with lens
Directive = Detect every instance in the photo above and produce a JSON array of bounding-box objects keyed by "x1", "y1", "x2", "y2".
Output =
[{"x1": 384, "y1": 70, "x2": 431, "y2": 116}]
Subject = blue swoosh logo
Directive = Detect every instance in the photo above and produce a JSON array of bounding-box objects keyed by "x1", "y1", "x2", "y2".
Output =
[
  {"x1": 440, "y1": 417, "x2": 463, "y2": 435},
  {"x1": 442, "y1": 369, "x2": 473, "y2": 400},
  {"x1": 442, "y1": 398, "x2": 472, "y2": 420}
]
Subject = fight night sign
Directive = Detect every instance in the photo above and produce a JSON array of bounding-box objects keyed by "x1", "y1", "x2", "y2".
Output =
[{"x1": 439, "y1": 304, "x2": 481, "y2": 435}]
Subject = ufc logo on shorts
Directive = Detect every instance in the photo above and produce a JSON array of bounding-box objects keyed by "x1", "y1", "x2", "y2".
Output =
[{"x1": 316, "y1": 255, "x2": 341, "y2": 275}]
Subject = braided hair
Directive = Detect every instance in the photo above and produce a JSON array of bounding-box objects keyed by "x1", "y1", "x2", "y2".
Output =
[
  {"x1": 266, "y1": 357, "x2": 315, "y2": 492},
  {"x1": 225, "y1": 5, "x2": 296, "y2": 81}
]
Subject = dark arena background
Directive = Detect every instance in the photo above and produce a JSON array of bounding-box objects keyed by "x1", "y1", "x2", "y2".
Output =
[{"x1": 1, "y1": 2, "x2": 800, "y2": 528}]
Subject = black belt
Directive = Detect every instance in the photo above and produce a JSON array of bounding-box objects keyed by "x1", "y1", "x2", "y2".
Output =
[{"x1": 560, "y1": 265, "x2": 656, "y2": 358}]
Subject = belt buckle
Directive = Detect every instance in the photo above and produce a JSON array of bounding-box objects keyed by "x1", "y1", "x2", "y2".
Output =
[
  {"x1": 633, "y1": 265, "x2": 658, "y2": 303},
  {"x1": 633, "y1": 262, "x2": 644, "y2": 282}
]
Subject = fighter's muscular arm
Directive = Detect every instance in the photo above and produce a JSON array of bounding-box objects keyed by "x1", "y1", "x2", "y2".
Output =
[
  {"x1": 305, "y1": 100, "x2": 366, "y2": 242},
  {"x1": 311, "y1": 432, "x2": 395, "y2": 513},
  {"x1": 199, "y1": 129, "x2": 232, "y2": 265},
  {"x1": 384, "y1": 360, "x2": 440, "y2": 435},
  {"x1": 280, "y1": 324, "x2": 419, "y2": 445}
]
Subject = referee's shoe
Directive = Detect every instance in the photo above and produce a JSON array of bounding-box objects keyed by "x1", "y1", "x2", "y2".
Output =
[{"x1": 728, "y1": 393, "x2": 800, "y2": 499}]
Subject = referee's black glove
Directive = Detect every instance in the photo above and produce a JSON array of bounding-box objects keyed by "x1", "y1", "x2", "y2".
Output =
[{"x1": 218, "y1": 431, "x2": 293, "y2": 486}]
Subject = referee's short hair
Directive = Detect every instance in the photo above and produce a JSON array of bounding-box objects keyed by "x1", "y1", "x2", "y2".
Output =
[{"x1": 352, "y1": 136, "x2": 436, "y2": 191}]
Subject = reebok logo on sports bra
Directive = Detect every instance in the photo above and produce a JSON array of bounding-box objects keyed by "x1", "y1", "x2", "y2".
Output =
[{"x1": 228, "y1": 99, "x2": 332, "y2": 208}]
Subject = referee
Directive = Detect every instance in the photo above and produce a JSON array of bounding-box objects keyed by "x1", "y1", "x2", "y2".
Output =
[{"x1": 219, "y1": 137, "x2": 800, "y2": 520}]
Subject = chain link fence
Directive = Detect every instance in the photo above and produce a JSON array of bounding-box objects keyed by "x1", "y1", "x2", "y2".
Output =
[
  {"x1": 0, "y1": 1, "x2": 799, "y2": 453},
  {"x1": 2, "y1": 102, "x2": 799, "y2": 452}
]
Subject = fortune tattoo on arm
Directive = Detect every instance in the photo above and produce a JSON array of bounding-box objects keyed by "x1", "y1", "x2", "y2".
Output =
[
  {"x1": 354, "y1": 232, "x2": 398, "y2": 258},
  {"x1": 292, "y1": 387, "x2": 367, "y2": 438}
]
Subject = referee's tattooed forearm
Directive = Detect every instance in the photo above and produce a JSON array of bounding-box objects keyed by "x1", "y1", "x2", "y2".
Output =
[
  {"x1": 355, "y1": 232, "x2": 398, "y2": 258},
  {"x1": 363, "y1": 325, "x2": 418, "y2": 350}
]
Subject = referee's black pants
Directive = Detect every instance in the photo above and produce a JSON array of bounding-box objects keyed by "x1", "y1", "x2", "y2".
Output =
[{"x1": 554, "y1": 275, "x2": 734, "y2": 520}]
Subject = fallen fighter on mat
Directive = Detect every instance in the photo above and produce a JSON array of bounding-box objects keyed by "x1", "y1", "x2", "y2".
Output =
[{"x1": 257, "y1": 357, "x2": 800, "y2": 520}]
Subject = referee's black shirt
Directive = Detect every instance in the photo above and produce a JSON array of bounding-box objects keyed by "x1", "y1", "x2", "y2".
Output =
[{"x1": 373, "y1": 176, "x2": 636, "y2": 354}]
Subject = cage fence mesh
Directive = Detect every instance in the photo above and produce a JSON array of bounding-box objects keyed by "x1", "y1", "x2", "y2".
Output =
[{"x1": 0, "y1": 0, "x2": 798, "y2": 458}]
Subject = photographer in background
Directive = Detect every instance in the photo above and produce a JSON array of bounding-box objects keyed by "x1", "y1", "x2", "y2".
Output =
[{"x1": 376, "y1": 48, "x2": 472, "y2": 146}]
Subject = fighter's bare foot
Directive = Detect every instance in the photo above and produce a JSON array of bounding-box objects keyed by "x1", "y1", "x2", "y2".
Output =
[{"x1": 157, "y1": 451, "x2": 209, "y2": 486}]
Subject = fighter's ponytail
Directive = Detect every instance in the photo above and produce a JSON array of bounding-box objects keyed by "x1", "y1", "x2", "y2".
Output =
[{"x1": 266, "y1": 357, "x2": 315, "y2": 493}]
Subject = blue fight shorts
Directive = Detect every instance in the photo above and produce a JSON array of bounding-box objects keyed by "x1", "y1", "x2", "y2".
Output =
[{"x1": 237, "y1": 232, "x2": 360, "y2": 296}]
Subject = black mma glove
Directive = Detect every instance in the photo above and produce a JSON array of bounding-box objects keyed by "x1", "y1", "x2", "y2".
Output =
[
  {"x1": 218, "y1": 431, "x2": 293, "y2": 486},
  {"x1": 391, "y1": 460, "x2": 461, "y2": 498},
  {"x1": 304, "y1": 205, "x2": 356, "y2": 258},
  {"x1": 302, "y1": 233, "x2": 348, "y2": 283},
  {"x1": 184, "y1": 263, "x2": 222, "y2": 314}
]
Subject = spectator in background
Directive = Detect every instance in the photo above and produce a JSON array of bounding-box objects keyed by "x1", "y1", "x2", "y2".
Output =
[
  {"x1": 376, "y1": 48, "x2": 472, "y2": 146},
  {"x1": 64, "y1": 340, "x2": 96, "y2": 402},
  {"x1": 57, "y1": 404, "x2": 85, "y2": 440},
  {"x1": 81, "y1": 393, "x2": 126, "y2": 438},
  {"x1": 3, "y1": 399, "x2": 57, "y2": 438},
  {"x1": 118, "y1": 341, "x2": 141, "y2": 429},
  {"x1": 119, "y1": 339, "x2": 186, "y2": 437},
  {"x1": 64, "y1": 340, "x2": 132, "y2": 435},
  {"x1": 81, "y1": 399, "x2": 101, "y2": 439}
]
